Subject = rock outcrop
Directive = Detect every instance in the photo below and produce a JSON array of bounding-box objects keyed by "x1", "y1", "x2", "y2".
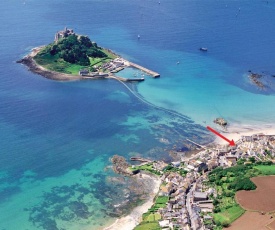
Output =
[{"x1": 111, "y1": 155, "x2": 133, "y2": 176}]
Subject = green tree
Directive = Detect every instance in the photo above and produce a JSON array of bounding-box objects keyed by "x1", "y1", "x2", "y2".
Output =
[
  {"x1": 78, "y1": 35, "x2": 93, "y2": 48},
  {"x1": 221, "y1": 220, "x2": 230, "y2": 227},
  {"x1": 249, "y1": 157, "x2": 256, "y2": 164}
]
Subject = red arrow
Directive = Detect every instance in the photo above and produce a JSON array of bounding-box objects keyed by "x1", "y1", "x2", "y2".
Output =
[{"x1": 206, "y1": 126, "x2": 235, "y2": 146}]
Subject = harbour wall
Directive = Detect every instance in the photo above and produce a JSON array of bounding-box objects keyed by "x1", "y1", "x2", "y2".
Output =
[{"x1": 128, "y1": 62, "x2": 160, "y2": 78}]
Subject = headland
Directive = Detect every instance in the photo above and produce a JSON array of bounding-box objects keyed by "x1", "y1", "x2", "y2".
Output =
[{"x1": 17, "y1": 27, "x2": 160, "y2": 82}]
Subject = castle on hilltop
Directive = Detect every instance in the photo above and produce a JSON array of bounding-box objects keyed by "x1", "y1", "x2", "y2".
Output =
[{"x1": 54, "y1": 27, "x2": 75, "y2": 43}]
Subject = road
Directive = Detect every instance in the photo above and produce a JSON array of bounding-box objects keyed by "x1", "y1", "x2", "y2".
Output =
[{"x1": 186, "y1": 183, "x2": 196, "y2": 230}]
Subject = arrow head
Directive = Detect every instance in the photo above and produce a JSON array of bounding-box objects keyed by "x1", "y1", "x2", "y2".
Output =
[
  {"x1": 206, "y1": 126, "x2": 236, "y2": 146},
  {"x1": 229, "y1": 139, "x2": 235, "y2": 146}
]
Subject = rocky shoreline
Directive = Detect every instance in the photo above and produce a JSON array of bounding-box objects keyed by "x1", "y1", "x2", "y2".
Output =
[{"x1": 111, "y1": 155, "x2": 134, "y2": 176}]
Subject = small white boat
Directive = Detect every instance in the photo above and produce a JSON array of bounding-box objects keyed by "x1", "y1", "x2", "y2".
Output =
[{"x1": 199, "y1": 47, "x2": 208, "y2": 52}]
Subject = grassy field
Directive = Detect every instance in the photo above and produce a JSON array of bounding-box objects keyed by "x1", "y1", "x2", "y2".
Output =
[
  {"x1": 34, "y1": 53, "x2": 85, "y2": 75},
  {"x1": 134, "y1": 195, "x2": 168, "y2": 230},
  {"x1": 89, "y1": 56, "x2": 113, "y2": 68},
  {"x1": 102, "y1": 49, "x2": 117, "y2": 59},
  {"x1": 34, "y1": 48, "x2": 117, "y2": 75},
  {"x1": 134, "y1": 222, "x2": 161, "y2": 230},
  {"x1": 143, "y1": 213, "x2": 161, "y2": 222},
  {"x1": 131, "y1": 163, "x2": 154, "y2": 171},
  {"x1": 254, "y1": 165, "x2": 275, "y2": 175},
  {"x1": 89, "y1": 57, "x2": 102, "y2": 66},
  {"x1": 214, "y1": 205, "x2": 245, "y2": 226},
  {"x1": 155, "y1": 196, "x2": 169, "y2": 205},
  {"x1": 130, "y1": 163, "x2": 161, "y2": 176}
]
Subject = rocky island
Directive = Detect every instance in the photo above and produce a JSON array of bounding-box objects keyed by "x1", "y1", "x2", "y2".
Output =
[
  {"x1": 213, "y1": 117, "x2": 228, "y2": 129},
  {"x1": 17, "y1": 27, "x2": 160, "y2": 81}
]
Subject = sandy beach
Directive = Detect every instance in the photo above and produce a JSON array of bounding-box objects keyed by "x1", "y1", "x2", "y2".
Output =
[
  {"x1": 214, "y1": 123, "x2": 275, "y2": 145},
  {"x1": 102, "y1": 174, "x2": 161, "y2": 230}
]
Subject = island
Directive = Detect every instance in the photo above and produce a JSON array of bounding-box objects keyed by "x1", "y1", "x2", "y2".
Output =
[
  {"x1": 213, "y1": 117, "x2": 228, "y2": 129},
  {"x1": 17, "y1": 27, "x2": 160, "y2": 81}
]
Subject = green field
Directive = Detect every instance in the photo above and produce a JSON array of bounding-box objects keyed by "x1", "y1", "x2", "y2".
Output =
[
  {"x1": 102, "y1": 49, "x2": 117, "y2": 59},
  {"x1": 134, "y1": 195, "x2": 168, "y2": 230},
  {"x1": 88, "y1": 53, "x2": 114, "y2": 68},
  {"x1": 34, "y1": 46, "x2": 117, "y2": 75},
  {"x1": 131, "y1": 163, "x2": 154, "y2": 171},
  {"x1": 130, "y1": 163, "x2": 161, "y2": 176},
  {"x1": 34, "y1": 52, "x2": 85, "y2": 75},
  {"x1": 143, "y1": 213, "x2": 161, "y2": 222},
  {"x1": 134, "y1": 222, "x2": 161, "y2": 230},
  {"x1": 214, "y1": 205, "x2": 245, "y2": 226},
  {"x1": 254, "y1": 165, "x2": 275, "y2": 175},
  {"x1": 155, "y1": 196, "x2": 169, "y2": 205},
  {"x1": 149, "y1": 196, "x2": 169, "y2": 210}
]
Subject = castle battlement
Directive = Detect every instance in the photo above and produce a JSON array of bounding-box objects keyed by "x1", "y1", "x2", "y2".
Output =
[{"x1": 54, "y1": 27, "x2": 75, "y2": 43}]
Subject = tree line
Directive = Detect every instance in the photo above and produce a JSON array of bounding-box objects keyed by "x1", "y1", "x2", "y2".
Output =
[{"x1": 43, "y1": 34, "x2": 107, "y2": 66}]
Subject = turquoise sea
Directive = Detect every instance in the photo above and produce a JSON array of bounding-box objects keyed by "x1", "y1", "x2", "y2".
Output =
[{"x1": 1, "y1": 0, "x2": 275, "y2": 229}]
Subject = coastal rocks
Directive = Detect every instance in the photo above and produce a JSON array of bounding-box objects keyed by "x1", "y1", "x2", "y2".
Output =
[
  {"x1": 111, "y1": 155, "x2": 133, "y2": 176},
  {"x1": 248, "y1": 72, "x2": 265, "y2": 90},
  {"x1": 16, "y1": 59, "x2": 23, "y2": 64},
  {"x1": 214, "y1": 117, "x2": 227, "y2": 128},
  {"x1": 247, "y1": 71, "x2": 275, "y2": 93},
  {"x1": 159, "y1": 137, "x2": 170, "y2": 144}
]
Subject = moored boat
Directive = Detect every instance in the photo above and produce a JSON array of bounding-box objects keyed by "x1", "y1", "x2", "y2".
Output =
[{"x1": 199, "y1": 47, "x2": 208, "y2": 52}]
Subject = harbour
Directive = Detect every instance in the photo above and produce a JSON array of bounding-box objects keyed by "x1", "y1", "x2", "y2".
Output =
[
  {"x1": 128, "y1": 62, "x2": 160, "y2": 78},
  {"x1": 79, "y1": 57, "x2": 160, "y2": 82}
]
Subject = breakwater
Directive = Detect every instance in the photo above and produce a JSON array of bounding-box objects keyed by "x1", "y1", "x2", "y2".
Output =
[
  {"x1": 128, "y1": 62, "x2": 160, "y2": 78},
  {"x1": 130, "y1": 157, "x2": 152, "y2": 162},
  {"x1": 108, "y1": 75, "x2": 144, "y2": 82}
]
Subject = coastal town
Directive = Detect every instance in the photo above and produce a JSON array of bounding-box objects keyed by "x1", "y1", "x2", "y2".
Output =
[{"x1": 112, "y1": 132, "x2": 275, "y2": 230}]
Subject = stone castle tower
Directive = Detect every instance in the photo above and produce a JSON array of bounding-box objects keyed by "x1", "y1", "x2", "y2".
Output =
[{"x1": 54, "y1": 27, "x2": 75, "y2": 43}]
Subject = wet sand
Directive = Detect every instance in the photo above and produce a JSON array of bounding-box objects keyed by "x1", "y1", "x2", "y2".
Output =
[{"x1": 214, "y1": 123, "x2": 275, "y2": 145}]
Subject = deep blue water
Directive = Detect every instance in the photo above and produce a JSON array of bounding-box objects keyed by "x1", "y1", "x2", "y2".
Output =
[{"x1": 0, "y1": 0, "x2": 275, "y2": 229}]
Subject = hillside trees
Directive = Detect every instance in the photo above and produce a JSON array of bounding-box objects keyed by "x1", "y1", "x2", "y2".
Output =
[
  {"x1": 47, "y1": 34, "x2": 107, "y2": 66},
  {"x1": 228, "y1": 177, "x2": 256, "y2": 191}
]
